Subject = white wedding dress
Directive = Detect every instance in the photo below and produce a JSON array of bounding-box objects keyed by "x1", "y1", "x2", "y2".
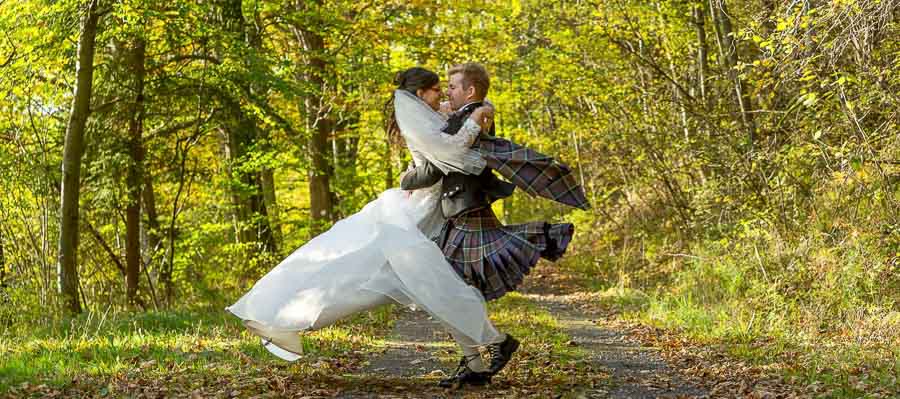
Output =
[{"x1": 226, "y1": 90, "x2": 499, "y2": 361}]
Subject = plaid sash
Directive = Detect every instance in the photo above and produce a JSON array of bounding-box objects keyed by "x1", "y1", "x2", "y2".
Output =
[{"x1": 477, "y1": 137, "x2": 590, "y2": 210}]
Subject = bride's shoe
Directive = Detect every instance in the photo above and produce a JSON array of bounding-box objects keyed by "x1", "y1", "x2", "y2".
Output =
[{"x1": 244, "y1": 322, "x2": 304, "y2": 361}]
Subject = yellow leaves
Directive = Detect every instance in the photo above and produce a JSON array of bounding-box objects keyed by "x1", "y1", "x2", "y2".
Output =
[
  {"x1": 776, "y1": 19, "x2": 791, "y2": 32},
  {"x1": 799, "y1": 73, "x2": 818, "y2": 82},
  {"x1": 511, "y1": 0, "x2": 522, "y2": 17},
  {"x1": 801, "y1": 92, "x2": 818, "y2": 107}
]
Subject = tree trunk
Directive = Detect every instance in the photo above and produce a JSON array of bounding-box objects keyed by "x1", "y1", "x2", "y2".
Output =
[
  {"x1": 308, "y1": 110, "x2": 335, "y2": 231},
  {"x1": 693, "y1": 1, "x2": 710, "y2": 104},
  {"x1": 244, "y1": 8, "x2": 278, "y2": 253},
  {"x1": 125, "y1": 37, "x2": 146, "y2": 308},
  {"x1": 709, "y1": 0, "x2": 756, "y2": 149},
  {"x1": 219, "y1": 0, "x2": 251, "y2": 246},
  {"x1": 292, "y1": 0, "x2": 335, "y2": 234},
  {"x1": 259, "y1": 168, "x2": 281, "y2": 252},
  {"x1": 142, "y1": 173, "x2": 164, "y2": 308},
  {"x1": 0, "y1": 229, "x2": 6, "y2": 293},
  {"x1": 332, "y1": 116, "x2": 359, "y2": 218},
  {"x1": 58, "y1": 0, "x2": 101, "y2": 315},
  {"x1": 220, "y1": 0, "x2": 277, "y2": 252},
  {"x1": 224, "y1": 114, "x2": 257, "y2": 245},
  {"x1": 383, "y1": 134, "x2": 395, "y2": 190},
  {"x1": 141, "y1": 176, "x2": 161, "y2": 270}
]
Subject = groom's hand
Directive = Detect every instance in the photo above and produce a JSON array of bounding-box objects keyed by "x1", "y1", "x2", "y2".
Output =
[{"x1": 471, "y1": 106, "x2": 495, "y2": 132}]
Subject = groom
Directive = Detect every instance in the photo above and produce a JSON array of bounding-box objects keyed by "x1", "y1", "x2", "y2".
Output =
[{"x1": 401, "y1": 63, "x2": 520, "y2": 388}]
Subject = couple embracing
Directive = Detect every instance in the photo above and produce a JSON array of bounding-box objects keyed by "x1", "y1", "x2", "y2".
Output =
[{"x1": 227, "y1": 63, "x2": 589, "y2": 389}]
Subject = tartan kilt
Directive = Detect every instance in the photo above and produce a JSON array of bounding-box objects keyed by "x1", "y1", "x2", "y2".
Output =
[{"x1": 437, "y1": 207, "x2": 574, "y2": 301}]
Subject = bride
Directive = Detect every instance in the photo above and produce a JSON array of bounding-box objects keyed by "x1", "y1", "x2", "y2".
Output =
[{"x1": 226, "y1": 67, "x2": 501, "y2": 363}]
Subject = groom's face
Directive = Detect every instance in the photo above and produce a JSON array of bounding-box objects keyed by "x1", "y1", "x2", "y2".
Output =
[{"x1": 446, "y1": 73, "x2": 473, "y2": 111}]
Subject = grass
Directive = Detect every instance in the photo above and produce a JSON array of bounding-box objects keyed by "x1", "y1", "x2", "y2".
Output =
[
  {"x1": 0, "y1": 304, "x2": 396, "y2": 396},
  {"x1": 637, "y1": 293, "x2": 900, "y2": 397},
  {"x1": 574, "y1": 227, "x2": 900, "y2": 398},
  {"x1": 0, "y1": 291, "x2": 610, "y2": 397}
]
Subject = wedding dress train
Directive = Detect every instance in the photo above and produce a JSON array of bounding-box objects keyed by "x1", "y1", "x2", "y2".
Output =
[{"x1": 227, "y1": 90, "x2": 499, "y2": 360}]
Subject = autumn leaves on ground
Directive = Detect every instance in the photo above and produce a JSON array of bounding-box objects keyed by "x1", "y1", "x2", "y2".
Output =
[
  {"x1": 4, "y1": 0, "x2": 900, "y2": 397},
  {"x1": 1, "y1": 263, "x2": 604, "y2": 398},
  {"x1": 3, "y1": 259, "x2": 897, "y2": 398}
]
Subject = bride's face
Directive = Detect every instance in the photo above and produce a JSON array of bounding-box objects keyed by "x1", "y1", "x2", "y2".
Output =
[{"x1": 416, "y1": 83, "x2": 443, "y2": 111}]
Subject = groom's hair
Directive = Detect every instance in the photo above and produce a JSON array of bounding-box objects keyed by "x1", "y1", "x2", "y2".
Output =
[{"x1": 448, "y1": 63, "x2": 490, "y2": 100}]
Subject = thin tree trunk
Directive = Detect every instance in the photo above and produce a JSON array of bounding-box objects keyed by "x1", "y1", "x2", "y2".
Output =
[
  {"x1": 260, "y1": 168, "x2": 281, "y2": 252},
  {"x1": 384, "y1": 143, "x2": 394, "y2": 190},
  {"x1": 219, "y1": 0, "x2": 253, "y2": 246},
  {"x1": 225, "y1": 115, "x2": 257, "y2": 245},
  {"x1": 693, "y1": 1, "x2": 710, "y2": 104},
  {"x1": 0, "y1": 229, "x2": 6, "y2": 293},
  {"x1": 333, "y1": 117, "x2": 359, "y2": 218},
  {"x1": 655, "y1": 1, "x2": 689, "y2": 138},
  {"x1": 244, "y1": 9, "x2": 277, "y2": 253},
  {"x1": 709, "y1": 0, "x2": 756, "y2": 149},
  {"x1": 124, "y1": 37, "x2": 146, "y2": 308},
  {"x1": 141, "y1": 175, "x2": 162, "y2": 309},
  {"x1": 141, "y1": 176, "x2": 161, "y2": 270},
  {"x1": 162, "y1": 138, "x2": 190, "y2": 305},
  {"x1": 58, "y1": 0, "x2": 101, "y2": 315},
  {"x1": 219, "y1": 0, "x2": 276, "y2": 252}
]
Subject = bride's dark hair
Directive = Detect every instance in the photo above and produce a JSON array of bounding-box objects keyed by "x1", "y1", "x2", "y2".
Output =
[{"x1": 384, "y1": 67, "x2": 440, "y2": 148}]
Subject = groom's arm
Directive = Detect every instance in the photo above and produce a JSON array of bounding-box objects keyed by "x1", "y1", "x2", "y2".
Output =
[{"x1": 400, "y1": 161, "x2": 443, "y2": 190}]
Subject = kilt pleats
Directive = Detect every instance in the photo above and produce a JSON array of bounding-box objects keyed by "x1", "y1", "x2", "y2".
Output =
[{"x1": 438, "y1": 207, "x2": 574, "y2": 300}]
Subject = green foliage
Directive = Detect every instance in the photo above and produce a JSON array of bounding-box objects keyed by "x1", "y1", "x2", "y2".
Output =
[{"x1": 2, "y1": 0, "x2": 899, "y2": 394}]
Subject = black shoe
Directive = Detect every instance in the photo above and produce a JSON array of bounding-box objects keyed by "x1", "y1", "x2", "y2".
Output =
[
  {"x1": 486, "y1": 334, "x2": 520, "y2": 375},
  {"x1": 438, "y1": 355, "x2": 492, "y2": 389}
]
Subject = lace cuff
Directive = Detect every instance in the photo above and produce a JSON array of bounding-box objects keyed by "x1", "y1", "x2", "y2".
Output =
[{"x1": 438, "y1": 118, "x2": 481, "y2": 149}]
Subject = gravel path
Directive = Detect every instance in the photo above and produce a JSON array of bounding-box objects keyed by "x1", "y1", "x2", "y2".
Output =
[
  {"x1": 519, "y1": 291, "x2": 707, "y2": 398},
  {"x1": 340, "y1": 272, "x2": 709, "y2": 398}
]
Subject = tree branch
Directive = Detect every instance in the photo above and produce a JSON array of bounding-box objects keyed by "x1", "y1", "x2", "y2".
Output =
[
  {"x1": 147, "y1": 54, "x2": 223, "y2": 73},
  {"x1": 147, "y1": 109, "x2": 219, "y2": 139},
  {"x1": 91, "y1": 97, "x2": 123, "y2": 114},
  {"x1": 85, "y1": 220, "x2": 125, "y2": 276},
  {"x1": 608, "y1": 35, "x2": 697, "y2": 104}
]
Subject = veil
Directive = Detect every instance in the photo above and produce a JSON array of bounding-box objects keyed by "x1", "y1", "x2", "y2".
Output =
[{"x1": 393, "y1": 90, "x2": 486, "y2": 175}]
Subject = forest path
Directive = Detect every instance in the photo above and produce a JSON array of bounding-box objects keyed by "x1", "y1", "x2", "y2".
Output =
[{"x1": 333, "y1": 263, "x2": 709, "y2": 398}]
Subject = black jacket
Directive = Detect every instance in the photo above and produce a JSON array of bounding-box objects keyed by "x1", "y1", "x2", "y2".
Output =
[{"x1": 400, "y1": 103, "x2": 515, "y2": 218}]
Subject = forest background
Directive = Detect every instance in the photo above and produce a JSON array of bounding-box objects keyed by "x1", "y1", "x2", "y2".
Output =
[{"x1": 1, "y1": 0, "x2": 898, "y2": 396}]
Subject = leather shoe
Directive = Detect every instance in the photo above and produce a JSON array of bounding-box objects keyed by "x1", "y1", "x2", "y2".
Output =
[
  {"x1": 486, "y1": 334, "x2": 520, "y2": 375},
  {"x1": 438, "y1": 355, "x2": 492, "y2": 389}
]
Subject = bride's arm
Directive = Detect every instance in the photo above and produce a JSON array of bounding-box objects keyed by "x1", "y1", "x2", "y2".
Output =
[
  {"x1": 436, "y1": 105, "x2": 495, "y2": 149},
  {"x1": 394, "y1": 90, "x2": 486, "y2": 175}
]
